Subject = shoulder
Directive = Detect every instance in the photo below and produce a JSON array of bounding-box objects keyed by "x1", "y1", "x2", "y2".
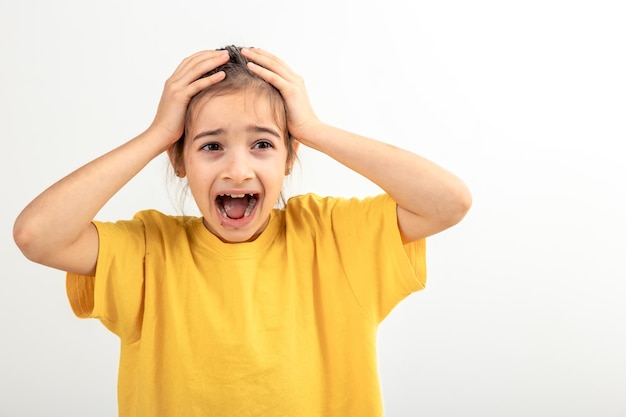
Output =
[
  {"x1": 283, "y1": 193, "x2": 396, "y2": 235},
  {"x1": 96, "y1": 210, "x2": 201, "y2": 239},
  {"x1": 283, "y1": 194, "x2": 340, "y2": 226},
  {"x1": 131, "y1": 209, "x2": 197, "y2": 227},
  {"x1": 285, "y1": 193, "x2": 394, "y2": 217}
]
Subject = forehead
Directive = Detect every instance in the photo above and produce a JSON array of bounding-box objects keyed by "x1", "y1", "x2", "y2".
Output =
[{"x1": 189, "y1": 88, "x2": 283, "y2": 132}]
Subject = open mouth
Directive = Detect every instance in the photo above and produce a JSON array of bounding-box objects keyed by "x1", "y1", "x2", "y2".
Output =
[{"x1": 216, "y1": 193, "x2": 258, "y2": 220}]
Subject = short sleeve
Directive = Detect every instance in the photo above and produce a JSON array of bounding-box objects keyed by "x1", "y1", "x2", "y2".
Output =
[
  {"x1": 66, "y1": 218, "x2": 146, "y2": 343},
  {"x1": 330, "y1": 194, "x2": 427, "y2": 322}
]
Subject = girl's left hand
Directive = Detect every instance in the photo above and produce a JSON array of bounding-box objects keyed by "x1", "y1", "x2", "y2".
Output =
[{"x1": 241, "y1": 48, "x2": 321, "y2": 144}]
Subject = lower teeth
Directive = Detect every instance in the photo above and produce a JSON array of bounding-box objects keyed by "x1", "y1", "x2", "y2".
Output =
[
  {"x1": 244, "y1": 197, "x2": 257, "y2": 217},
  {"x1": 217, "y1": 196, "x2": 257, "y2": 219}
]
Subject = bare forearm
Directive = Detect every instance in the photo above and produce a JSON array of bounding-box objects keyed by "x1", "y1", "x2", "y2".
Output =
[
  {"x1": 14, "y1": 128, "x2": 169, "y2": 259},
  {"x1": 300, "y1": 122, "x2": 472, "y2": 239},
  {"x1": 238, "y1": 47, "x2": 470, "y2": 241},
  {"x1": 13, "y1": 51, "x2": 232, "y2": 272}
]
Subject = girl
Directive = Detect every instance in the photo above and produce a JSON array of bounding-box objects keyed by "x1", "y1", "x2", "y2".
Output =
[{"x1": 14, "y1": 45, "x2": 471, "y2": 416}]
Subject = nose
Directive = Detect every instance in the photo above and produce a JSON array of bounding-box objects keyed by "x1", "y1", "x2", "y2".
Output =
[{"x1": 222, "y1": 149, "x2": 254, "y2": 184}]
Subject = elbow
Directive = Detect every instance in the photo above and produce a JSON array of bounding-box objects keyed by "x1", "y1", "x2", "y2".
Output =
[
  {"x1": 439, "y1": 182, "x2": 472, "y2": 229},
  {"x1": 14, "y1": 218, "x2": 38, "y2": 262},
  {"x1": 448, "y1": 183, "x2": 473, "y2": 226},
  {"x1": 13, "y1": 216, "x2": 47, "y2": 264}
]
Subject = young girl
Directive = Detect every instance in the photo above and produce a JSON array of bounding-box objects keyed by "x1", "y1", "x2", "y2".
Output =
[{"x1": 14, "y1": 45, "x2": 471, "y2": 416}]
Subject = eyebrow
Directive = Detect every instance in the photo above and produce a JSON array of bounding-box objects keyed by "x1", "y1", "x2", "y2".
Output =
[{"x1": 192, "y1": 125, "x2": 281, "y2": 141}]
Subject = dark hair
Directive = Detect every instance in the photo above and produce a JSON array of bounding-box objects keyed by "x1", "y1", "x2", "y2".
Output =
[{"x1": 169, "y1": 45, "x2": 297, "y2": 174}]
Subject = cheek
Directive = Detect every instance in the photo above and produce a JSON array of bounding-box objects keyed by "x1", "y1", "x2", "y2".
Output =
[
  {"x1": 183, "y1": 158, "x2": 208, "y2": 193},
  {"x1": 183, "y1": 151, "x2": 205, "y2": 177},
  {"x1": 269, "y1": 169, "x2": 287, "y2": 191}
]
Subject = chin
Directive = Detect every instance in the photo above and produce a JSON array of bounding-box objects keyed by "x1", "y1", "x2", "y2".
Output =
[{"x1": 203, "y1": 218, "x2": 262, "y2": 243}]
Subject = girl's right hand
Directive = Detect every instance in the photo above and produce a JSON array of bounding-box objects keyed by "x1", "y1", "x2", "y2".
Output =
[{"x1": 149, "y1": 50, "x2": 230, "y2": 148}]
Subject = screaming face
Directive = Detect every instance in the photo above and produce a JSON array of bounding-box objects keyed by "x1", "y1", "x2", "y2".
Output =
[{"x1": 180, "y1": 89, "x2": 293, "y2": 243}]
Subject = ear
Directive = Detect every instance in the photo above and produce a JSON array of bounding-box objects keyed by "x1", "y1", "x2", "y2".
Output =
[
  {"x1": 167, "y1": 145, "x2": 186, "y2": 178},
  {"x1": 285, "y1": 140, "x2": 300, "y2": 175}
]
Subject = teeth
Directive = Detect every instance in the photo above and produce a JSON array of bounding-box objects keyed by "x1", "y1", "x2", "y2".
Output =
[
  {"x1": 244, "y1": 195, "x2": 257, "y2": 217},
  {"x1": 216, "y1": 194, "x2": 258, "y2": 219},
  {"x1": 219, "y1": 193, "x2": 254, "y2": 198}
]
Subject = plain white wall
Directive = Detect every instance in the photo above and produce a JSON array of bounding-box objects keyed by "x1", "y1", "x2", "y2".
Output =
[{"x1": 2, "y1": 0, "x2": 625, "y2": 416}]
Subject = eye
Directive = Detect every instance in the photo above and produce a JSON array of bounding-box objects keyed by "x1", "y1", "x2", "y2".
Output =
[
  {"x1": 253, "y1": 140, "x2": 274, "y2": 150},
  {"x1": 201, "y1": 142, "x2": 222, "y2": 152}
]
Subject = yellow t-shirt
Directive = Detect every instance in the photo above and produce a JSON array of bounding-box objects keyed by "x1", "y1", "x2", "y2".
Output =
[{"x1": 67, "y1": 193, "x2": 426, "y2": 417}]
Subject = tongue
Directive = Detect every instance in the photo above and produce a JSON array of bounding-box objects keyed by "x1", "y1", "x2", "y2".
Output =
[{"x1": 222, "y1": 196, "x2": 250, "y2": 219}]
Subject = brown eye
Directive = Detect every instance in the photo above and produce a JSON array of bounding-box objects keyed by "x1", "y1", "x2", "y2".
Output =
[
  {"x1": 201, "y1": 142, "x2": 221, "y2": 151},
  {"x1": 253, "y1": 140, "x2": 273, "y2": 150}
]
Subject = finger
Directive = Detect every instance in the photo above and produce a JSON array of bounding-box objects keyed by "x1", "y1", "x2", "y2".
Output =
[
  {"x1": 178, "y1": 49, "x2": 228, "y2": 71},
  {"x1": 170, "y1": 50, "x2": 230, "y2": 85},
  {"x1": 170, "y1": 50, "x2": 219, "y2": 78},
  {"x1": 164, "y1": 53, "x2": 228, "y2": 101},
  {"x1": 243, "y1": 47, "x2": 289, "y2": 67},
  {"x1": 243, "y1": 48, "x2": 293, "y2": 75},
  {"x1": 187, "y1": 70, "x2": 226, "y2": 97},
  {"x1": 246, "y1": 61, "x2": 290, "y2": 91},
  {"x1": 242, "y1": 48, "x2": 297, "y2": 80}
]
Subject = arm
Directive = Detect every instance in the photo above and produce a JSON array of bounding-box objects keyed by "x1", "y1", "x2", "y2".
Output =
[
  {"x1": 242, "y1": 48, "x2": 472, "y2": 243},
  {"x1": 13, "y1": 50, "x2": 230, "y2": 275}
]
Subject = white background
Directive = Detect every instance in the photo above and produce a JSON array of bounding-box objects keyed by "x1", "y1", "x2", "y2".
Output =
[{"x1": 2, "y1": 0, "x2": 625, "y2": 416}]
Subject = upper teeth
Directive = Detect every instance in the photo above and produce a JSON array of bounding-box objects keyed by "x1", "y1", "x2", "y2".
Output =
[{"x1": 220, "y1": 193, "x2": 253, "y2": 198}]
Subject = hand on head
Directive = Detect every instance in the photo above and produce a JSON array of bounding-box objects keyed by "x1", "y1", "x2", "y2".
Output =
[
  {"x1": 150, "y1": 46, "x2": 320, "y2": 152},
  {"x1": 241, "y1": 48, "x2": 321, "y2": 145},
  {"x1": 149, "y1": 50, "x2": 230, "y2": 149}
]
